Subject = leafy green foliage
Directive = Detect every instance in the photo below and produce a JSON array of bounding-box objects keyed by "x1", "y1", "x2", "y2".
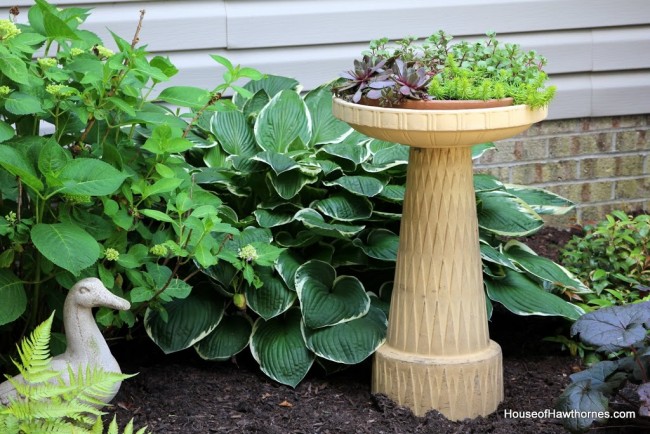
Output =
[
  {"x1": 557, "y1": 302, "x2": 650, "y2": 432},
  {"x1": 0, "y1": 1, "x2": 260, "y2": 359},
  {"x1": 561, "y1": 211, "x2": 650, "y2": 310},
  {"x1": 334, "y1": 30, "x2": 556, "y2": 108},
  {"x1": 0, "y1": 312, "x2": 148, "y2": 434},
  {"x1": 152, "y1": 75, "x2": 588, "y2": 386}
]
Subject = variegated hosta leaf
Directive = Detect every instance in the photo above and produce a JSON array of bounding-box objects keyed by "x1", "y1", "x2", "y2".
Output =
[
  {"x1": 210, "y1": 110, "x2": 257, "y2": 156},
  {"x1": 144, "y1": 288, "x2": 226, "y2": 354},
  {"x1": 245, "y1": 267, "x2": 297, "y2": 320},
  {"x1": 352, "y1": 229, "x2": 399, "y2": 262},
  {"x1": 304, "y1": 84, "x2": 352, "y2": 146},
  {"x1": 319, "y1": 140, "x2": 371, "y2": 165},
  {"x1": 313, "y1": 193, "x2": 373, "y2": 221},
  {"x1": 473, "y1": 173, "x2": 504, "y2": 193},
  {"x1": 233, "y1": 74, "x2": 299, "y2": 108},
  {"x1": 294, "y1": 208, "x2": 365, "y2": 238},
  {"x1": 254, "y1": 208, "x2": 295, "y2": 228},
  {"x1": 254, "y1": 90, "x2": 311, "y2": 153},
  {"x1": 323, "y1": 175, "x2": 385, "y2": 197},
  {"x1": 250, "y1": 308, "x2": 315, "y2": 387},
  {"x1": 302, "y1": 304, "x2": 387, "y2": 364},
  {"x1": 504, "y1": 184, "x2": 575, "y2": 215},
  {"x1": 479, "y1": 241, "x2": 516, "y2": 269},
  {"x1": 378, "y1": 184, "x2": 405, "y2": 202},
  {"x1": 274, "y1": 249, "x2": 303, "y2": 291},
  {"x1": 485, "y1": 268, "x2": 584, "y2": 320},
  {"x1": 504, "y1": 240, "x2": 591, "y2": 293},
  {"x1": 477, "y1": 190, "x2": 544, "y2": 236},
  {"x1": 194, "y1": 314, "x2": 253, "y2": 361},
  {"x1": 252, "y1": 151, "x2": 299, "y2": 175},
  {"x1": 266, "y1": 170, "x2": 315, "y2": 200},
  {"x1": 471, "y1": 142, "x2": 496, "y2": 159},
  {"x1": 295, "y1": 260, "x2": 370, "y2": 328}
]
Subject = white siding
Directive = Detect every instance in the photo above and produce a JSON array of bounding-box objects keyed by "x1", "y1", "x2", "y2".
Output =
[{"x1": 3, "y1": 0, "x2": 650, "y2": 119}]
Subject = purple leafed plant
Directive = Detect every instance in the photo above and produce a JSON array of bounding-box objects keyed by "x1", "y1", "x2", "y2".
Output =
[{"x1": 337, "y1": 55, "x2": 389, "y2": 103}]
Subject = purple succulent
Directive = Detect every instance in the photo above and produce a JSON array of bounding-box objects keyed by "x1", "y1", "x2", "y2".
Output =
[
  {"x1": 390, "y1": 59, "x2": 431, "y2": 99},
  {"x1": 335, "y1": 55, "x2": 389, "y2": 103}
]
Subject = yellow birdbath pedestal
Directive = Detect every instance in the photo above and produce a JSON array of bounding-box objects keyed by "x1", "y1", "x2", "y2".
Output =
[{"x1": 332, "y1": 97, "x2": 547, "y2": 420}]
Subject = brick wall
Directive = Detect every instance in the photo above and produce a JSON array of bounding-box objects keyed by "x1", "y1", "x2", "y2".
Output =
[{"x1": 474, "y1": 114, "x2": 650, "y2": 227}]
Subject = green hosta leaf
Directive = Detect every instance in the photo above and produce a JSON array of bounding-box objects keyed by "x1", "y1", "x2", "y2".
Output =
[
  {"x1": 320, "y1": 141, "x2": 370, "y2": 165},
  {"x1": 0, "y1": 121, "x2": 14, "y2": 142},
  {"x1": 473, "y1": 173, "x2": 503, "y2": 193},
  {"x1": 4, "y1": 92, "x2": 44, "y2": 115},
  {"x1": 157, "y1": 86, "x2": 212, "y2": 109},
  {"x1": 504, "y1": 240, "x2": 590, "y2": 293},
  {"x1": 250, "y1": 308, "x2": 315, "y2": 387},
  {"x1": 302, "y1": 305, "x2": 387, "y2": 364},
  {"x1": 324, "y1": 176, "x2": 385, "y2": 197},
  {"x1": 295, "y1": 260, "x2": 370, "y2": 328},
  {"x1": 253, "y1": 151, "x2": 299, "y2": 175},
  {"x1": 210, "y1": 110, "x2": 257, "y2": 156},
  {"x1": 479, "y1": 242, "x2": 516, "y2": 269},
  {"x1": 304, "y1": 84, "x2": 351, "y2": 145},
  {"x1": 0, "y1": 144, "x2": 44, "y2": 192},
  {"x1": 246, "y1": 267, "x2": 297, "y2": 320},
  {"x1": 234, "y1": 74, "x2": 299, "y2": 108},
  {"x1": 378, "y1": 184, "x2": 405, "y2": 202},
  {"x1": 194, "y1": 314, "x2": 252, "y2": 361},
  {"x1": 313, "y1": 194, "x2": 372, "y2": 221},
  {"x1": 145, "y1": 288, "x2": 225, "y2": 354},
  {"x1": 267, "y1": 170, "x2": 315, "y2": 200},
  {"x1": 471, "y1": 142, "x2": 495, "y2": 159},
  {"x1": 485, "y1": 268, "x2": 583, "y2": 320},
  {"x1": 504, "y1": 184, "x2": 575, "y2": 215},
  {"x1": 254, "y1": 208, "x2": 295, "y2": 228},
  {"x1": 0, "y1": 269, "x2": 27, "y2": 326},
  {"x1": 58, "y1": 159, "x2": 128, "y2": 196},
  {"x1": 477, "y1": 190, "x2": 543, "y2": 236},
  {"x1": 570, "y1": 301, "x2": 650, "y2": 352},
  {"x1": 275, "y1": 250, "x2": 303, "y2": 291},
  {"x1": 254, "y1": 90, "x2": 311, "y2": 153},
  {"x1": 31, "y1": 223, "x2": 100, "y2": 276},
  {"x1": 352, "y1": 229, "x2": 399, "y2": 262},
  {"x1": 294, "y1": 208, "x2": 365, "y2": 238},
  {"x1": 363, "y1": 144, "x2": 409, "y2": 171}
]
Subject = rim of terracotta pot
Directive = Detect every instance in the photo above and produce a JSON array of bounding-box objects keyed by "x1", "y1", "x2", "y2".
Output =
[
  {"x1": 358, "y1": 97, "x2": 515, "y2": 110},
  {"x1": 332, "y1": 97, "x2": 548, "y2": 148}
]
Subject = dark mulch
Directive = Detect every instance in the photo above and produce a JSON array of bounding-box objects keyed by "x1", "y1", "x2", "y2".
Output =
[{"x1": 107, "y1": 227, "x2": 645, "y2": 433}]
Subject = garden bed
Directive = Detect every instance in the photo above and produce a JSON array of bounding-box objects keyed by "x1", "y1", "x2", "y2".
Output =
[{"x1": 107, "y1": 226, "x2": 640, "y2": 433}]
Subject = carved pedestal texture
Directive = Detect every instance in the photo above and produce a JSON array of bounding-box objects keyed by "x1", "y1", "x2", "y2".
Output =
[{"x1": 333, "y1": 98, "x2": 547, "y2": 420}]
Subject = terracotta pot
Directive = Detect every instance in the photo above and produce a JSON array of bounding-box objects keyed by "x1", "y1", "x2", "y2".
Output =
[{"x1": 359, "y1": 97, "x2": 514, "y2": 110}]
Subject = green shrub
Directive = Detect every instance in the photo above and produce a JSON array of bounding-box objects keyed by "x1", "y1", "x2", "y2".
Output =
[
  {"x1": 0, "y1": 313, "x2": 147, "y2": 434},
  {"x1": 560, "y1": 210, "x2": 650, "y2": 310},
  {"x1": 0, "y1": 0, "x2": 260, "y2": 361}
]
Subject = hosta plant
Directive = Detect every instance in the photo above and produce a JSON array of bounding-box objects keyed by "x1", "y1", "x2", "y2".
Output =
[
  {"x1": 560, "y1": 210, "x2": 650, "y2": 311},
  {"x1": 333, "y1": 30, "x2": 556, "y2": 108},
  {"x1": 0, "y1": 0, "x2": 260, "y2": 364},
  {"x1": 0, "y1": 313, "x2": 148, "y2": 434},
  {"x1": 143, "y1": 74, "x2": 588, "y2": 387},
  {"x1": 557, "y1": 301, "x2": 650, "y2": 432}
]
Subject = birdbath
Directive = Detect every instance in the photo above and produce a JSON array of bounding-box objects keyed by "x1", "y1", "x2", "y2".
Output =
[{"x1": 333, "y1": 97, "x2": 547, "y2": 420}]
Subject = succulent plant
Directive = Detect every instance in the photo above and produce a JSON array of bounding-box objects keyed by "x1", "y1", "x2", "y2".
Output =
[{"x1": 333, "y1": 31, "x2": 556, "y2": 108}]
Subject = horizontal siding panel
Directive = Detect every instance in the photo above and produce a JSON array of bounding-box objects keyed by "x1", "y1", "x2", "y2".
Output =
[
  {"x1": 2, "y1": 1, "x2": 227, "y2": 52},
  {"x1": 592, "y1": 71, "x2": 650, "y2": 117},
  {"x1": 592, "y1": 26, "x2": 650, "y2": 71},
  {"x1": 226, "y1": 0, "x2": 650, "y2": 49}
]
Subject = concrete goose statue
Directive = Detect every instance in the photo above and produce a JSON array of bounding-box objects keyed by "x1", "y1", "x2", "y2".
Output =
[{"x1": 0, "y1": 277, "x2": 131, "y2": 406}]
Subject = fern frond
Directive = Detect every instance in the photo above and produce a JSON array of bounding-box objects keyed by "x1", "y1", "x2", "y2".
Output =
[
  {"x1": 65, "y1": 365, "x2": 134, "y2": 407},
  {"x1": 14, "y1": 312, "x2": 55, "y2": 384}
]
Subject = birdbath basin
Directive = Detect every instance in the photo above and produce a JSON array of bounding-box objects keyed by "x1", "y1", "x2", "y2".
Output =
[{"x1": 333, "y1": 97, "x2": 547, "y2": 420}]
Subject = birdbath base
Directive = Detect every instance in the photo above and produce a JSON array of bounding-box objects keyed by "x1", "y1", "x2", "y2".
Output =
[{"x1": 373, "y1": 341, "x2": 502, "y2": 419}]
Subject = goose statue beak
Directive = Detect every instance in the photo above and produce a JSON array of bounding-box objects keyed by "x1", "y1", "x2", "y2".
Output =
[
  {"x1": 100, "y1": 290, "x2": 131, "y2": 311},
  {"x1": 72, "y1": 277, "x2": 131, "y2": 311}
]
